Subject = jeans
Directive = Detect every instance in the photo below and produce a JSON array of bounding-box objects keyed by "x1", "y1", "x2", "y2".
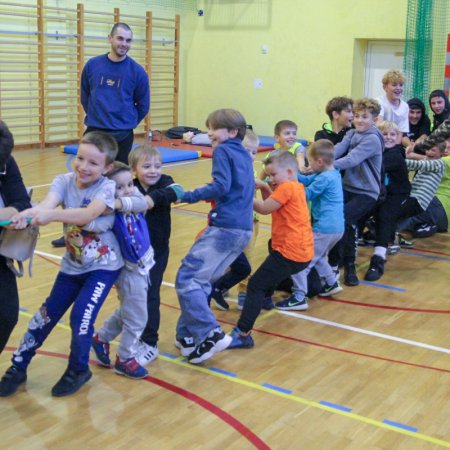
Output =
[
  {"x1": 176, "y1": 226, "x2": 251, "y2": 344},
  {"x1": 12, "y1": 269, "x2": 120, "y2": 372},
  {"x1": 211, "y1": 252, "x2": 251, "y2": 294}
]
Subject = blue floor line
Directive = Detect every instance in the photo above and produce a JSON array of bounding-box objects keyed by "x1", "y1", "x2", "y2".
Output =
[
  {"x1": 262, "y1": 383, "x2": 292, "y2": 394},
  {"x1": 383, "y1": 419, "x2": 418, "y2": 432},
  {"x1": 399, "y1": 250, "x2": 450, "y2": 262},
  {"x1": 359, "y1": 280, "x2": 406, "y2": 292},
  {"x1": 319, "y1": 400, "x2": 352, "y2": 412},
  {"x1": 209, "y1": 367, "x2": 237, "y2": 377}
]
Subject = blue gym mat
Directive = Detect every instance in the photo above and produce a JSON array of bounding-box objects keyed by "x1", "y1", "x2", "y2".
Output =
[
  {"x1": 258, "y1": 136, "x2": 308, "y2": 147},
  {"x1": 63, "y1": 144, "x2": 200, "y2": 163}
]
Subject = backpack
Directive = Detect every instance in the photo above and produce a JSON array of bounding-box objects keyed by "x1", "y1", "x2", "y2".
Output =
[{"x1": 165, "y1": 126, "x2": 202, "y2": 139}]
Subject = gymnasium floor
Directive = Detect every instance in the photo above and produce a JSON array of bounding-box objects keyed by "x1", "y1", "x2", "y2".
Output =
[{"x1": 1, "y1": 147, "x2": 449, "y2": 449}]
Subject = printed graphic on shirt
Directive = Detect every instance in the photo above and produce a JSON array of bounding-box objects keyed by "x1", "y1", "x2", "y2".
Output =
[{"x1": 99, "y1": 74, "x2": 122, "y2": 89}]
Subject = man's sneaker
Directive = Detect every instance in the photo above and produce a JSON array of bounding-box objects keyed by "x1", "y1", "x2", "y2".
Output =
[
  {"x1": 51, "y1": 236, "x2": 65, "y2": 248},
  {"x1": 344, "y1": 263, "x2": 359, "y2": 286},
  {"x1": 210, "y1": 289, "x2": 229, "y2": 311},
  {"x1": 262, "y1": 296, "x2": 274, "y2": 310},
  {"x1": 319, "y1": 281, "x2": 343, "y2": 297},
  {"x1": 237, "y1": 292, "x2": 246, "y2": 310},
  {"x1": 364, "y1": 255, "x2": 385, "y2": 282},
  {"x1": 228, "y1": 327, "x2": 254, "y2": 349},
  {"x1": 174, "y1": 336, "x2": 196, "y2": 357},
  {"x1": 275, "y1": 296, "x2": 309, "y2": 311},
  {"x1": 188, "y1": 327, "x2": 232, "y2": 364},
  {"x1": 51, "y1": 367, "x2": 92, "y2": 397},
  {"x1": 0, "y1": 366, "x2": 27, "y2": 397},
  {"x1": 114, "y1": 356, "x2": 148, "y2": 379},
  {"x1": 136, "y1": 341, "x2": 159, "y2": 367},
  {"x1": 91, "y1": 334, "x2": 111, "y2": 367}
]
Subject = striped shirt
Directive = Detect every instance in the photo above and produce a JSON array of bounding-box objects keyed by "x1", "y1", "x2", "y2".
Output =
[{"x1": 406, "y1": 158, "x2": 445, "y2": 210}]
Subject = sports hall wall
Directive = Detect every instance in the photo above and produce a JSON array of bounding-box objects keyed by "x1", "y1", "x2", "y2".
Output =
[{"x1": 0, "y1": 0, "x2": 407, "y2": 145}]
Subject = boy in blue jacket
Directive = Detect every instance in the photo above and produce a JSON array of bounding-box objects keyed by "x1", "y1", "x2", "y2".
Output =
[{"x1": 174, "y1": 109, "x2": 254, "y2": 365}]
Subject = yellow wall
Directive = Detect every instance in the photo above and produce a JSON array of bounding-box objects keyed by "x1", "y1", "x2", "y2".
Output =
[{"x1": 182, "y1": 0, "x2": 407, "y2": 140}]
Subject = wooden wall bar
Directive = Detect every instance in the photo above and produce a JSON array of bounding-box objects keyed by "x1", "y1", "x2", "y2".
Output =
[{"x1": 0, "y1": 0, "x2": 179, "y2": 147}]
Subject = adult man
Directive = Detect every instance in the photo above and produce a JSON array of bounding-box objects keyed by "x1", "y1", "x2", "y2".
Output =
[{"x1": 53, "y1": 23, "x2": 150, "y2": 248}]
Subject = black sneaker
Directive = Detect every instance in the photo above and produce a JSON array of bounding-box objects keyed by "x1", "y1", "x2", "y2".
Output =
[
  {"x1": 51, "y1": 367, "x2": 92, "y2": 397},
  {"x1": 0, "y1": 366, "x2": 27, "y2": 397},
  {"x1": 364, "y1": 255, "x2": 385, "y2": 281},
  {"x1": 174, "y1": 336, "x2": 196, "y2": 356},
  {"x1": 51, "y1": 236, "x2": 65, "y2": 248},
  {"x1": 188, "y1": 327, "x2": 232, "y2": 364},
  {"x1": 344, "y1": 263, "x2": 359, "y2": 286},
  {"x1": 210, "y1": 289, "x2": 229, "y2": 311}
]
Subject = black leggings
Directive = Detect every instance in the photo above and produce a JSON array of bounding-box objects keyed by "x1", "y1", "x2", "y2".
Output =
[{"x1": 0, "y1": 257, "x2": 19, "y2": 353}]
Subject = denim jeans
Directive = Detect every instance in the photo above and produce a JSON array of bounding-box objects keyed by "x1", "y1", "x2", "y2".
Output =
[{"x1": 176, "y1": 226, "x2": 252, "y2": 344}]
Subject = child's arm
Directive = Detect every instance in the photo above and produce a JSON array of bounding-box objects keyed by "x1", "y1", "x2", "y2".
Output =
[
  {"x1": 253, "y1": 197, "x2": 282, "y2": 215},
  {"x1": 116, "y1": 188, "x2": 148, "y2": 213},
  {"x1": 334, "y1": 131, "x2": 353, "y2": 159},
  {"x1": 334, "y1": 134, "x2": 381, "y2": 170},
  {"x1": 405, "y1": 158, "x2": 444, "y2": 172},
  {"x1": 255, "y1": 179, "x2": 272, "y2": 200},
  {"x1": 296, "y1": 152, "x2": 307, "y2": 173}
]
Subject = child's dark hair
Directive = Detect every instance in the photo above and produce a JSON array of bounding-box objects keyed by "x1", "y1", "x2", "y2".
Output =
[
  {"x1": 265, "y1": 150, "x2": 298, "y2": 171},
  {"x1": 274, "y1": 120, "x2": 297, "y2": 135},
  {"x1": 0, "y1": 121, "x2": 14, "y2": 168},
  {"x1": 206, "y1": 109, "x2": 247, "y2": 140},
  {"x1": 353, "y1": 98, "x2": 381, "y2": 117},
  {"x1": 325, "y1": 96, "x2": 353, "y2": 121},
  {"x1": 106, "y1": 161, "x2": 131, "y2": 179},
  {"x1": 308, "y1": 139, "x2": 335, "y2": 165},
  {"x1": 110, "y1": 22, "x2": 132, "y2": 36},
  {"x1": 80, "y1": 131, "x2": 118, "y2": 164},
  {"x1": 429, "y1": 139, "x2": 448, "y2": 155},
  {"x1": 128, "y1": 144, "x2": 161, "y2": 169}
]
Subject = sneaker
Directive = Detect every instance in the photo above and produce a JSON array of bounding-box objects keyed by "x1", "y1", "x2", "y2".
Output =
[
  {"x1": 51, "y1": 367, "x2": 92, "y2": 397},
  {"x1": 228, "y1": 327, "x2": 254, "y2": 349},
  {"x1": 0, "y1": 366, "x2": 27, "y2": 397},
  {"x1": 413, "y1": 223, "x2": 437, "y2": 238},
  {"x1": 114, "y1": 356, "x2": 148, "y2": 379},
  {"x1": 210, "y1": 289, "x2": 229, "y2": 311},
  {"x1": 237, "y1": 292, "x2": 246, "y2": 310},
  {"x1": 174, "y1": 336, "x2": 196, "y2": 357},
  {"x1": 331, "y1": 266, "x2": 340, "y2": 283},
  {"x1": 387, "y1": 243, "x2": 400, "y2": 255},
  {"x1": 136, "y1": 341, "x2": 159, "y2": 367},
  {"x1": 344, "y1": 263, "x2": 359, "y2": 286},
  {"x1": 262, "y1": 296, "x2": 275, "y2": 310},
  {"x1": 188, "y1": 327, "x2": 232, "y2": 364},
  {"x1": 51, "y1": 236, "x2": 65, "y2": 248},
  {"x1": 91, "y1": 334, "x2": 110, "y2": 367},
  {"x1": 275, "y1": 295, "x2": 309, "y2": 311},
  {"x1": 364, "y1": 255, "x2": 385, "y2": 282},
  {"x1": 395, "y1": 232, "x2": 414, "y2": 248},
  {"x1": 319, "y1": 281, "x2": 343, "y2": 297}
]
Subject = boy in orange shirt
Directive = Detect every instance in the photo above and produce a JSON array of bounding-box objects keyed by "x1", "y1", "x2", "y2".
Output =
[{"x1": 228, "y1": 151, "x2": 313, "y2": 348}]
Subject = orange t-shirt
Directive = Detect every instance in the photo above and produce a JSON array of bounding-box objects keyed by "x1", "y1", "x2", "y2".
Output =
[{"x1": 270, "y1": 181, "x2": 314, "y2": 262}]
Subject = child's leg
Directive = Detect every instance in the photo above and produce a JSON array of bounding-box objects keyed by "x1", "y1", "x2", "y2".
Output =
[
  {"x1": 212, "y1": 252, "x2": 251, "y2": 293},
  {"x1": 313, "y1": 232, "x2": 344, "y2": 285},
  {"x1": 68, "y1": 269, "x2": 120, "y2": 372},
  {"x1": 176, "y1": 227, "x2": 251, "y2": 344},
  {"x1": 237, "y1": 250, "x2": 308, "y2": 333},
  {"x1": 0, "y1": 260, "x2": 19, "y2": 353},
  {"x1": 116, "y1": 270, "x2": 148, "y2": 360},
  {"x1": 140, "y1": 247, "x2": 169, "y2": 347},
  {"x1": 11, "y1": 272, "x2": 86, "y2": 371},
  {"x1": 238, "y1": 220, "x2": 259, "y2": 294}
]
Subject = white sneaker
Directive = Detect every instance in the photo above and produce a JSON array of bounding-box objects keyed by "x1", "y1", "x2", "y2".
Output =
[
  {"x1": 136, "y1": 341, "x2": 159, "y2": 367},
  {"x1": 174, "y1": 336, "x2": 196, "y2": 356}
]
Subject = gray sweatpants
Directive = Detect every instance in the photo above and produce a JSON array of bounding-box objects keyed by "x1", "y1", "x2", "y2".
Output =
[
  {"x1": 97, "y1": 266, "x2": 149, "y2": 360},
  {"x1": 291, "y1": 231, "x2": 343, "y2": 299}
]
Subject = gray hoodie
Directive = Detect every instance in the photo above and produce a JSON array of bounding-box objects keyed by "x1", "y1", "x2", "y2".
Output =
[{"x1": 334, "y1": 126, "x2": 384, "y2": 200}]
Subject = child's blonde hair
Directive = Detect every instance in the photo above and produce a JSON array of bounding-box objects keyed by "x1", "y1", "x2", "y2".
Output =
[
  {"x1": 307, "y1": 139, "x2": 335, "y2": 165},
  {"x1": 264, "y1": 150, "x2": 298, "y2": 171},
  {"x1": 353, "y1": 98, "x2": 381, "y2": 117},
  {"x1": 377, "y1": 120, "x2": 400, "y2": 134},
  {"x1": 382, "y1": 69, "x2": 406, "y2": 86},
  {"x1": 128, "y1": 144, "x2": 161, "y2": 169},
  {"x1": 243, "y1": 129, "x2": 259, "y2": 146},
  {"x1": 81, "y1": 131, "x2": 118, "y2": 164}
]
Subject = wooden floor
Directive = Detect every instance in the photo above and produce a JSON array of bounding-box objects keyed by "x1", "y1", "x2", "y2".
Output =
[{"x1": 1, "y1": 146, "x2": 450, "y2": 449}]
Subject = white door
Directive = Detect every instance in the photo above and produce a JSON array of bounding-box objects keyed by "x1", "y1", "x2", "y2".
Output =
[{"x1": 364, "y1": 41, "x2": 405, "y2": 99}]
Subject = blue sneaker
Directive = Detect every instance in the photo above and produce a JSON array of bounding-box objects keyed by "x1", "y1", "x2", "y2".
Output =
[
  {"x1": 228, "y1": 327, "x2": 254, "y2": 349},
  {"x1": 237, "y1": 292, "x2": 246, "y2": 310},
  {"x1": 114, "y1": 356, "x2": 148, "y2": 379},
  {"x1": 275, "y1": 296, "x2": 309, "y2": 311},
  {"x1": 262, "y1": 296, "x2": 274, "y2": 310},
  {"x1": 91, "y1": 334, "x2": 111, "y2": 367}
]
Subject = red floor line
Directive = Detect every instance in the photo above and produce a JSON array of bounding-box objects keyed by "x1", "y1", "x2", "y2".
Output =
[
  {"x1": 3, "y1": 347, "x2": 270, "y2": 450},
  {"x1": 319, "y1": 297, "x2": 450, "y2": 314},
  {"x1": 405, "y1": 246, "x2": 450, "y2": 257}
]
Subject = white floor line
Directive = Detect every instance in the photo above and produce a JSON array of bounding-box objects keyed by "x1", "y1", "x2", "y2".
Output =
[{"x1": 35, "y1": 254, "x2": 450, "y2": 355}]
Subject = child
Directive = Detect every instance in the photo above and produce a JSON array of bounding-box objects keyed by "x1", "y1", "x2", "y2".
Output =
[
  {"x1": 174, "y1": 108, "x2": 254, "y2": 364},
  {"x1": 314, "y1": 96, "x2": 354, "y2": 144},
  {"x1": 0, "y1": 131, "x2": 123, "y2": 397},
  {"x1": 333, "y1": 98, "x2": 384, "y2": 286},
  {"x1": 90, "y1": 162, "x2": 156, "y2": 379},
  {"x1": 406, "y1": 98, "x2": 431, "y2": 154},
  {"x1": 275, "y1": 140, "x2": 344, "y2": 310},
  {"x1": 376, "y1": 70, "x2": 410, "y2": 145},
  {"x1": 363, "y1": 122, "x2": 411, "y2": 281},
  {"x1": 228, "y1": 151, "x2": 313, "y2": 348},
  {"x1": 259, "y1": 120, "x2": 307, "y2": 178},
  {"x1": 429, "y1": 90, "x2": 450, "y2": 131},
  {"x1": 129, "y1": 145, "x2": 183, "y2": 367}
]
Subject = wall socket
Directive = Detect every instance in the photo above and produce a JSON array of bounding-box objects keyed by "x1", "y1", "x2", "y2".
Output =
[{"x1": 253, "y1": 78, "x2": 263, "y2": 89}]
